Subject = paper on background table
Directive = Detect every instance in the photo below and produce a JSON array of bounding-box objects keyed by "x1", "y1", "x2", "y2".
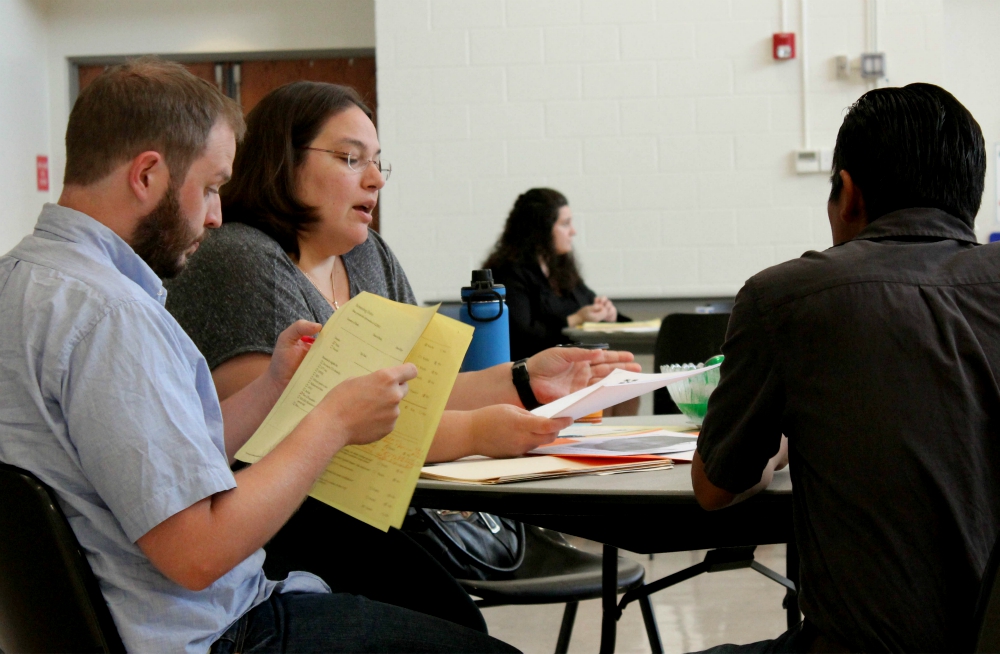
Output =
[
  {"x1": 531, "y1": 364, "x2": 722, "y2": 421},
  {"x1": 236, "y1": 292, "x2": 472, "y2": 531},
  {"x1": 578, "y1": 319, "x2": 661, "y2": 333},
  {"x1": 420, "y1": 455, "x2": 672, "y2": 484}
]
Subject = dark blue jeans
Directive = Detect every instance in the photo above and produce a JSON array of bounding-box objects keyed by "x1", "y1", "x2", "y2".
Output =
[
  {"x1": 262, "y1": 498, "x2": 487, "y2": 632},
  {"x1": 211, "y1": 592, "x2": 519, "y2": 653}
]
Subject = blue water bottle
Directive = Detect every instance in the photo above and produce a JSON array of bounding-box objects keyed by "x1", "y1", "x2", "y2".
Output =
[{"x1": 458, "y1": 269, "x2": 510, "y2": 372}]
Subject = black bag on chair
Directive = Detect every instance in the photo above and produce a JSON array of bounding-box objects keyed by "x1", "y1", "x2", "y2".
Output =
[{"x1": 403, "y1": 508, "x2": 526, "y2": 581}]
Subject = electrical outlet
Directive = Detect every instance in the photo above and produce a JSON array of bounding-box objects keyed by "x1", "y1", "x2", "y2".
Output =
[{"x1": 835, "y1": 55, "x2": 850, "y2": 80}]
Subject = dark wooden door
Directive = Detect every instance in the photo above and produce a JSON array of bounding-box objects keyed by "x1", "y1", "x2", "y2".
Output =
[{"x1": 240, "y1": 57, "x2": 376, "y2": 115}]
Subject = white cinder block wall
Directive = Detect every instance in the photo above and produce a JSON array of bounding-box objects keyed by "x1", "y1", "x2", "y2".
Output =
[
  {"x1": 944, "y1": 0, "x2": 1000, "y2": 243},
  {"x1": 375, "y1": 0, "x2": 946, "y2": 302},
  {"x1": 0, "y1": 0, "x2": 50, "y2": 255}
]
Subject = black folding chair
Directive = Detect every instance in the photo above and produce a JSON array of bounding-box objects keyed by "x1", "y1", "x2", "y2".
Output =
[
  {"x1": 0, "y1": 462, "x2": 125, "y2": 653},
  {"x1": 458, "y1": 526, "x2": 663, "y2": 654}
]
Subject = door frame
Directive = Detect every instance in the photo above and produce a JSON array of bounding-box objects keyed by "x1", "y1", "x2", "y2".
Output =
[{"x1": 68, "y1": 48, "x2": 375, "y2": 104}]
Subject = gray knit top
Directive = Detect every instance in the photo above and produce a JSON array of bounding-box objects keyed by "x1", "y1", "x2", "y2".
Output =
[{"x1": 165, "y1": 222, "x2": 416, "y2": 370}]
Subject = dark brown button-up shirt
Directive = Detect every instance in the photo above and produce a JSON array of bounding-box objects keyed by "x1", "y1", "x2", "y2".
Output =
[{"x1": 699, "y1": 207, "x2": 1000, "y2": 652}]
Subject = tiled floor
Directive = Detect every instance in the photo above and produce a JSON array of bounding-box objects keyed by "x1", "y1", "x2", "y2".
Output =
[{"x1": 482, "y1": 540, "x2": 790, "y2": 654}]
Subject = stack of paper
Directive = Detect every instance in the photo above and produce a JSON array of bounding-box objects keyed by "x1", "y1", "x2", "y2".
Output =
[
  {"x1": 236, "y1": 292, "x2": 472, "y2": 532},
  {"x1": 530, "y1": 428, "x2": 697, "y2": 458},
  {"x1": 420, "y1": 455, "x2": 672, "y2": 485}
]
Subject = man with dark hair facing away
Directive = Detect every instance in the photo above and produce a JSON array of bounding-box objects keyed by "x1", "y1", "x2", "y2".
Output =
[
  {"x1": 0, "y1": 58, "x2": 517, "y2": 653},
  {"x1": 691, "y1": 83, "x2": 1000, "y2": 653}
]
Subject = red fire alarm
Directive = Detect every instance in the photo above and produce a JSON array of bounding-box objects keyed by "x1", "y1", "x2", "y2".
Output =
[
  {"x1": 773, "y1": 33, "x2": 796, "y2": 60},
  {"x1": 36, "y1": 155, "x2": 49, "y2": 192}
]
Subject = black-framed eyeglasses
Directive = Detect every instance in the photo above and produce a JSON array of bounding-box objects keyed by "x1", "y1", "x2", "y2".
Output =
[{"x1": 302, "y1": 147, "x2": 392, "y2": 181}]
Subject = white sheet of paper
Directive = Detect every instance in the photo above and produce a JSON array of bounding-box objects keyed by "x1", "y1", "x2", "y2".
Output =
[
  {"x1": 556, "y1": 425, "x2": 665, "y2": 438},
  {"x1": 530, "y1": 364, "x2": 721, "y2": 420},
  {"x1": 531, "y1": 430, "x2": 697, "y2": 457}
]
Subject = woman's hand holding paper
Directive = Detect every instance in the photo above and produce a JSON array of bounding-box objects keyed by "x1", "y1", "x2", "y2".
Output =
[
  {"x1": 469, "y1": 405, "x2": 572, "y2": 458},
  {"x1": 266, "y1": 320, "x2": 323, "y2": 392},
  {"x1": 426, "y1": 405, "x2": 571, "y2": 462},
  {"x1": 526, "y1": 347, "x2": 641, "y2": 404}
]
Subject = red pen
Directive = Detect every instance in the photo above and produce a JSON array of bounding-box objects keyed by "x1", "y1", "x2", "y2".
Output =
[{"x1": 300, "y1": 335, "x2": 316, "y2": 345}]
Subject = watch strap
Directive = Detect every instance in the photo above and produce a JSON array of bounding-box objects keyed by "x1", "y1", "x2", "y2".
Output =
[{"x1": 511, "y1": 358, "x2": 541, "y2": 410}]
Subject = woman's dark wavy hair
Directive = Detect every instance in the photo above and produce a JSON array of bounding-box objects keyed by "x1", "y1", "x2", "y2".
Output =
[
  {"x1": 829, "y1": 83, "x2": 985, "y2": 226},
  {"x1": 221, "y1": 81, "x2": 372, "y2": 257},
  {"x1": 483, "y1": 188, "x2": 581, "y2": 293}
]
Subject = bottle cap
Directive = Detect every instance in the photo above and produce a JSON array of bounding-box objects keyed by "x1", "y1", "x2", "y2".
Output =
[{"x1": 471, "y1": 269, "x2": 494, "y2": 289}]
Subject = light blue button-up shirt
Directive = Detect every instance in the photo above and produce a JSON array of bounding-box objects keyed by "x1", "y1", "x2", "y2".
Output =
[{"x1": 0, "y1": 204, "x2": 327, "y2": 653}]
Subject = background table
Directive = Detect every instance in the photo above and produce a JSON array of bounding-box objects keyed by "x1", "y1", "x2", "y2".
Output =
[{"x1": 413, "y1": 416, "x2": 795, "y2": 652}]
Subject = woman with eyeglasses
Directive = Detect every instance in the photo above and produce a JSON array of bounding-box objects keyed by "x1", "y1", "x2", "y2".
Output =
[{"x1": 165, "y1": 81, "x2": 638, "y2": 631}]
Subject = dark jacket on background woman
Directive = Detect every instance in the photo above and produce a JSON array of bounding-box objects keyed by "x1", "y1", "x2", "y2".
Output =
[{"x1": 491, "y1": 260, "x2": 628, "y2": 360}]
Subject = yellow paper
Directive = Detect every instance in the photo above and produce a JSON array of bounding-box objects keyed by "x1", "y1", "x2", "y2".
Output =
[
  {"x1": 311, "y1": 313, "x2": 472, "y2": 530},
  {"x1": 236, "y1": 292, "x2": 472, "y2": 531},
  {"x1": 236, "y1": 293, "x2": 436, "y2": 461}
]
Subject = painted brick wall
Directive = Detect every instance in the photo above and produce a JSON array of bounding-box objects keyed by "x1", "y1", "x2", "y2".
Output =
[
  {"x1": 375, "y1": 0, "x2": 945, "y2": 301},
  {"x1": 0, "y1": 0, "x2": 51, "y2": 255}
]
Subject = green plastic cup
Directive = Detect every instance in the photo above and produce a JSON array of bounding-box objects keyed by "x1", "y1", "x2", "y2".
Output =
[{"x1": 663, "y1": 357, "x2": 723, "y2": 426}]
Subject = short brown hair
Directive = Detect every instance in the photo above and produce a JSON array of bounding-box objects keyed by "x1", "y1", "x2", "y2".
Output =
[
  {"x1": 64, "y1": 57, "x2": 245, "y2": 186},
  {"x1": 221, "y1": 81, "x2": 372, "y2": 257}
]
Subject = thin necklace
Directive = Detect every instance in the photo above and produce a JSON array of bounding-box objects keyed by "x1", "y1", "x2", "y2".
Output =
[{"x1": 302, "y1": 257, "x2": 340, "y2": 310}]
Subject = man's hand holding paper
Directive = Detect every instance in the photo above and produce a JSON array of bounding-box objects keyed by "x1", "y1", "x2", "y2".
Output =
[{"x1": 311, "y1": 363, "x2": 419, "y2": 449}]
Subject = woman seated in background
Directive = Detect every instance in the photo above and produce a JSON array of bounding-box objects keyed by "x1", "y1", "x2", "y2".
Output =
[
  {"x1": 484, "y1": 188, "x2": 629, "y2": 361},
  {"x1": 165, "y1": 81, "x2": 639, "y2": 628}
]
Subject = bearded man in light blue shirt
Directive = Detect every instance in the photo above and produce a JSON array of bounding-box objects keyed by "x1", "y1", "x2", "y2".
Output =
[{"x1": 0, "y1": 58, "x2": 518, "y2": 653}]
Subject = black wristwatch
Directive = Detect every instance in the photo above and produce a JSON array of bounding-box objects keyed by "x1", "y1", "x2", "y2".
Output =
[{"x1": 511, "y1": 358, "x2": 541, "y2": 410}]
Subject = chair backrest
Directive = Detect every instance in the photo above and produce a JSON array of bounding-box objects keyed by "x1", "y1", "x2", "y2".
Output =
[
  {"x1": 973, "y1": 532, "x2": 1000, "y2": 652},
  {"x1": 0, "y1": 462, "x2": 125, "y2": 653},
  {"x1": 652, "y1": 313, "x2": 731, "y2": 414}
]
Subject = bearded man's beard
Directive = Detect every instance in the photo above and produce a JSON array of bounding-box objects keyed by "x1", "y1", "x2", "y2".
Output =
[{"x1": 131, "y1": 184, "x2": 202, "y2": 279}]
